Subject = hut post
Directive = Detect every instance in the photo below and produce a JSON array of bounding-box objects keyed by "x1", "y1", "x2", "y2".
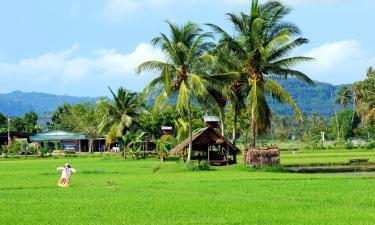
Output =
[{"x1": 207, "y1": 143, "x2": 210, "y2": 163}]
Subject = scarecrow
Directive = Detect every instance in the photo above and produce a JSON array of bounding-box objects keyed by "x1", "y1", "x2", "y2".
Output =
[{"x1": 57, "y1": 163, "x2": 77, "y2": 188}]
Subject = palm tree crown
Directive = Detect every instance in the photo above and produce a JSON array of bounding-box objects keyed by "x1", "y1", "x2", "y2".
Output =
[
  {"x1": 207, "y1": 0, "x2": 313, "y2": 147},
  {"x1": 100, "y1": 87, "x2": 145, "y2": 145},
  {"x1": 136, "y1": 21, "x2": 220, "y2": 161},
  {"x1": 336, "y1": 86, "x2": 353, "y2": 109}
]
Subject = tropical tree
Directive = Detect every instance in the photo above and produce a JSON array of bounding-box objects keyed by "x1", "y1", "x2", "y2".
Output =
[
  {"x1": 336, "y1": 86, "x2": 353, "y2": 109},
  {"x1": 156, "y1": 134, "x2": 176, "y2": 161},
  {"x1": 62, "y1": 103, "x2": 104, "y2": 153},
  {"x1": 202, "y1": 46, "x2": 247, "y2": 144},
  {"x1": 100, "y1": 87, "x2": 146, "y2": 149},
  {"x1": 354, "y1": 67, "x2": 375, "y2": 123},
  {"x1": 47, "y1": 103, "x2": 74, "y2": 131},
  {"x1": 207, "y1": 0, "x2": 313, "y2": 147},
  {"x1": 136, "y1": 21, "x2": 220, "y2": 161}
]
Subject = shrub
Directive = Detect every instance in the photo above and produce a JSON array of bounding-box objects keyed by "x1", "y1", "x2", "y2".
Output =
[
  {"x1": 152, "y1": 164, "x2": 161, "y2": 173},
  {"x1": 185, "y1": 161, "x2": 210, "y2": 171},
  {"x1": 38, "y1": 146, "x2": 50, "y2": 157},
  {"x1": 1, "y1": 145, "x2": 9, "y2": 156},
  {"x1": 366, "y1": 141, "x2": 375, "y2": 149},
  {"x1": 28, "y1": 144, "x2": 37, "y2": 155},
  {"x1": 344, "y1": 141, "x2": 354, "y2": 149}
]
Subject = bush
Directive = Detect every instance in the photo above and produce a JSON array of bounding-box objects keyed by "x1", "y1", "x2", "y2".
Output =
[
  {"x1": 185, "y1": 161, "x2": 210, "y2": 171},
  {"x1": 27, "y1": 144, "x2": 37, "y2": 155},
  {"x1": 366, "y1": 141, "x2": 375, "y2": 149},
  {"x1": 344, "y1": 141, "x2": 354, "y2": 149},
  {"x1": 152, "y1": 164, "x2": 161, "y2": 173},
  {"x1": 1, "y1": 145, "x2": 9, "y2": 156}
]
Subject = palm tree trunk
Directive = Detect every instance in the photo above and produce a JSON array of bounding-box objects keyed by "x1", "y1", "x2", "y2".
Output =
[
  {"x1": 123, "y1": 147, "x2": 127, "y2": 159},
  {"x1": 232, "y1": 109, "x2": 237, "y2": 145},
  {"x1": 251, "y1": 116, "x2": 256, "y2": 148},
  {"x1": 220, "y1": 109, "x2": 225, "y2": 137},
  {"x1": 251, "y1": 106, "x2": 256, "y2": 148},
  {"x1": 187, "y1": 98, "x2": 193, "y2": 162}
]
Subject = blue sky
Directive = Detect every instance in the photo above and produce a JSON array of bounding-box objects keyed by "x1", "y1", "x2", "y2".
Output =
[{"x1": 0, "y1": 0, "x2": 374, "y2": 97}]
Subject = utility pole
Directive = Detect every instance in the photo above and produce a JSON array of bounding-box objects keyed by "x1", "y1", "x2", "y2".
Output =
[
  {"x1": 7, "y1": 116, "x2": 11, "y2": 147},
  {"x1": 330, "y1": 89, "x2": 340, "y2": 141}
]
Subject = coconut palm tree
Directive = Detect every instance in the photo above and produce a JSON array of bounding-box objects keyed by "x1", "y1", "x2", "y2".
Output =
[
  {"x1": 354, "y1": 67, "x2": 375, "y2": 123},
  {"x1": 100, "y1": 87, "x2": 145, "y2": 154},
  {"x1": 336, "y1": 86, "x2": 353, "y2": 109},
  {"x1": 136, "y1": 21, "x2": 220, "y2": 161},
  {"x1": 202, "y1": 47, "x2": 248, "y2": 145},
  {"x1": 207, "y1": 0, "x2": 313, "y2": 148}
]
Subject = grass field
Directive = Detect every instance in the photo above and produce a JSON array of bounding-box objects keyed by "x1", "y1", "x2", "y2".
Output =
[{"x1": 1, "y1": 150, "x2": 375, "y2": 225}]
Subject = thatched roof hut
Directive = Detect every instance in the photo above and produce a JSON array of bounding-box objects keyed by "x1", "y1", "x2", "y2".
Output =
[{"x1": 171, "y1": 127, "x2": 239, "y2": 165}]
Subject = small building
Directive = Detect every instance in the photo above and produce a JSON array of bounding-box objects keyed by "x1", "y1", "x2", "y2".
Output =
[
  {"x1": 203, "y1": 116, "x2": 220, "y2": 128},
  {"x1": 0, "y1": 131, "x2": 30, "y2": 146},
  {"x1": 29, "y1": 130, "x2": 105, "y2": 152},
  {"x1": 161, "y1": 126, "x2": 173, "y2": 135},
  {"x1": 171, "y1": 127, "x2": 239, "y2": 165}
]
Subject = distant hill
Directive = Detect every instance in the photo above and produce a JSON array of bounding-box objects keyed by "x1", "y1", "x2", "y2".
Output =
[
  {"x1": 0, "y1": 79, "x2": 349, "y2": 118},
  {"x1": 268, "y1": 78, "x2": 349, "y2": 116},
  {"x1": 0, "y1": 91, "x2": 100, "y2": 117}
]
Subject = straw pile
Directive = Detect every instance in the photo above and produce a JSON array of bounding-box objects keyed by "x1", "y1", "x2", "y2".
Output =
[{"x1": 243, "y1": 147, "x2": 280, "y2": 166}]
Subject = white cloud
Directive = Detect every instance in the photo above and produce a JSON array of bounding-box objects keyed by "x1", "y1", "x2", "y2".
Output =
[
  {"x1": 300, "y1": 40, "x2": 374, "y2": 84},
  {"x1": 0, "y1": 43, "x2": 165, "y2": 85},
  {"x1": 304, "y1": 40, "x2": 364, "y2": 72}
]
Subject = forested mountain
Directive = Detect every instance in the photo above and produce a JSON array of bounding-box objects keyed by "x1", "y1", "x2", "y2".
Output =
[
  {"x1": 0, "y1": 79, "x2": 349, "y2": 117},
  {"x1": 268, "y1": 79, "x2": 349, "y2": 116},
  {"x1": 0, "y1": 91, "x2": 100, "y2": 117}
]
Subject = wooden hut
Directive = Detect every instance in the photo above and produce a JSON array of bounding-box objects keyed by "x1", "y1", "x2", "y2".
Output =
[
  {"x1": 127, "y1": 132, "x2": 156, "y2": 158},
  {"x1": 171, "y1": 127, "x2": 239, "y2": 165}
]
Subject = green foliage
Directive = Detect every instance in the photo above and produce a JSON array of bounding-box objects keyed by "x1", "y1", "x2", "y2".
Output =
[
  {"x1": 354, "y1": 67, "x2": 375, "y2": 124},
  {"x1": 38, "y1": 141, "x2": 51, "y2": 157},
  {"x1": 48, "y1": 101, "x2": 110, "y2": 153},
  {"x1": 10, "y1": 140, "x2": 27, "y2": 154},
  {"x1": 100, "y1": 88, "x2": 147, "y2": 146},
  {"x1": 156, "y1": 134, "x2": 176, "y2": 161},
  {"x1": 335, "y1": 85, "x2": 353, "y2": 109},
  {"x1": 0, "y1": 111, "x2": 40, "y2": 134},
  {"x1": 365, "y1": 141, "x2": 375, "y2": 149},
  {"x1": 0, "y1": 145, "x2": 9, "y2": 156},
  {"x1": 185, "y1": 161, "x2": 210, "y2": 171},
  {"x1": 332, "y1": 109, "x2": 360, "y2": 140},
  {"x1": 343, "y1": 141, "x2": 354, "y2": 150},
  {"x1": 208, "y1": 0, "x2": 312, "y2": 147}
]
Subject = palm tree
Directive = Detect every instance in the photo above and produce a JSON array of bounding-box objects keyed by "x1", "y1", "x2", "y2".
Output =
[
  {"x1": 336, "y1": 86, "x2": 353, "y2": 109},
  {"x1": 207, "y1": 0, "x2": 313, "y2": 148},
  {"x1": 354, "y1": 67, "x2": 375, "y2": 124},
  {"x1": 100, "y1": 87, "x2": 145, "y2": 157},
  {"x1": 136, "y1": 21, "x2": 220, "y2": 162},
  {"x1": 202, "y1": 47, "x2": 248, "y2": 145}
]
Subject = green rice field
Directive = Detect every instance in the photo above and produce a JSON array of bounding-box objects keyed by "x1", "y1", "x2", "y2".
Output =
[{"x1": 1, "y1": 150, "x2": 375, "y2": 225}]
